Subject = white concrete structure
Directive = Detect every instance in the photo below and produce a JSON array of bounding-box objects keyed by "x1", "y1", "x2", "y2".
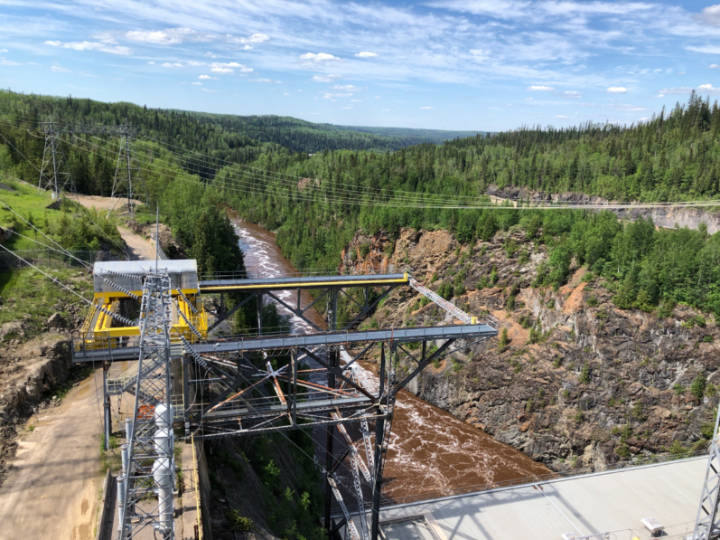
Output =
[{"x1": 378, "y1": 456, "x2": 706, "y2": 540}]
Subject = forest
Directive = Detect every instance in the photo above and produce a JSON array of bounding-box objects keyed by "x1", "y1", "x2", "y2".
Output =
[{"x1": 2, "y1": 91, "x2": 720, "y2": 318}]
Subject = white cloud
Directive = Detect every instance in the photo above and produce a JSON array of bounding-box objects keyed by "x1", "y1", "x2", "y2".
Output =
[
  {"x1": 300, "y1": 52, "x2": 339, "y2": 62},
  {"x1": 529, "y1": 85, "x2": 553, "y2": 91},
  {"x1": 312, "y1": 74, "x2": 340, "y2": 83},
  {"x1": 556, "y1": 114, "x2": 568, "y2": 119},
  {"x1": 699, "y1": 83, "x2": 720, "y2": 94},
  {"x1": 229, "y1": 32, "x2": 269, "y2": 45},
  {"x1": 656, "y1": 86, "x2": 693, "y2": 97},
  {"x1": 428, "y1": 0, "x2": 529, "y2": 19},
  {"x1": 228, "y1": 32, "x2": 269, "y2": 50},
  {"x1": 323, "y1": 91, "x2": 353, "y2": 100},
  {"x1": 564, "y1": 90, "x2": 581, "y2": 97},
  {"x1": 126, "y1": 28, "x2": 195, "y2": 45},
  {"x1": 711, "y1": 63, "x2": 720, "y2": 68},
  {"x1": 247, "y1": 33, "x2": 269, "y2": 43},
  {"x1": 542, "y1": 1, "x2": 654, "y2": 16},
  {"x1": 333, "y1": 84, "x2": 358, "y2": 91},
  {"x1": 44, "y1": 39, "x2": 130, "y2": 55},
  {"x1": 0, "y1": 57, "x2": 22, "y2": 66},
  {"x1": 210, "y1": 61, "x2": 253, "y2": 74},
  {"x1": 198, "y1": 74, "x2": 212, "y2": 80},
  {"x1": 50, "y1": 64, "x2": 69, "y2": 72},
  {"x1": 420, "y1": 105, "x2": 433, "y2": 110},
  {"x1": 0, "y1": 48, "x2": 7, "y2": 53},
  {"x1": 699, "y1": 4, "x2": 720, "y2": 26},
  {"x1": 191, "y1": 81, "x2": 202, "y2": 86},
  {"x1": 686, "y1": 45, "x2": 720, "y2": 54},
  {"x1": 355, "y1": 51, "x2": 377, "y2": 58},
  {"x1": 161, "y1": 61, "x2": 184, "y2": 68},
  {"x1": 607, "y1": 86, "x2": 628, "y2": 93},
  {"x1": 469, "y1": 49, "x2": 488, "y2": 61}
]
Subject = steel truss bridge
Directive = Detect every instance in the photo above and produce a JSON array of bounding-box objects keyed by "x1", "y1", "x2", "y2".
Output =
[{"x1": 74, "y1": 270, "x2": 496, "y2": 539}]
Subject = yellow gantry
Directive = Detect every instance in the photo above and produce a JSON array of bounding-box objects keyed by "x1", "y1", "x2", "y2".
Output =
[{"x1": 82, "y1": 288, "x2": 208, "y2": 350}]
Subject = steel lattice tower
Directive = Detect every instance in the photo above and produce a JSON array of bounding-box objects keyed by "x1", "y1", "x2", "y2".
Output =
[
  {"x1": 118, "y1": 272, "x2": 175, "y2": 539},
  {"x1": 693, "y1": 402, "x2": 720, "y2": 539},
  {"x1": 38, "y1": 121, "x2": 61, "y2": 199}
]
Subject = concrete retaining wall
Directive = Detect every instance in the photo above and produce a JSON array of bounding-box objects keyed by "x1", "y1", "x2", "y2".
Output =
[{"x1": 96, "y1": 470, "x2": 116, "y2": 540}]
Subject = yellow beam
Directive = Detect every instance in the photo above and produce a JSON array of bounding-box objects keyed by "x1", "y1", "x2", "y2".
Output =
[
  {"x1": 200, "y1": 277, "x2": 408, "y2": 293},
  {"x1": 93, "y1": 288, "x2": 199, "y2": 301}
]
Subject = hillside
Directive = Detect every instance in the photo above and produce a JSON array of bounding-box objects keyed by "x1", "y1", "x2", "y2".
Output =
[
  {"x1": 0, "y1": 90, "x2": 474, "y2": 164},
  {"x1": 341, "y1": 227, "x2": 718, "y2": 472}
]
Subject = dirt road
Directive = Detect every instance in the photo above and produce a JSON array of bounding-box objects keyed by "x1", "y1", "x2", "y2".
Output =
[
  {"x1": 69, "y1": 193, "x2": 159, "y2": 260},
  {"x1": 0, "y1": 193, "x2": 162, "y2": 540},
  {"x1": 0, "y1": 369, "x2": 104, "y2": 539}
]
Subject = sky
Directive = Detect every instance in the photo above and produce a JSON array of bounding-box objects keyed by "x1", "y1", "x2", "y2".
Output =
[{"x1": 1, "y1": 1, "x2": 720, "y2": 131}]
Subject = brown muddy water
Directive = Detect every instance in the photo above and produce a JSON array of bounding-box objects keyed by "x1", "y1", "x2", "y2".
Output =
[{"x1": 232, "y1": 220, "x2": 551, "y2": 503}]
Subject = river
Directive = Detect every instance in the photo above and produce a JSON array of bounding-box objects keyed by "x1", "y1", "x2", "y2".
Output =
[{"x1": 233, "y1": 220, "x2": 551, "y2": 503}]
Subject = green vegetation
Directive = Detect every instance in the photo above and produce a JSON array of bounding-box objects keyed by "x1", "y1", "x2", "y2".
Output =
[
  {"x1": 210, "y1": 432, "x2": 325, "y2": 539},
  {"x1": 691, "y1": 374, "x2": 707, "y2": 401},
  {"x1": 0, "y1": 179, "x2": 123, "y2": 252},
  {"x1": 4, "y1": 92, "x2": 720, "y2": 319},
  {"x1": 498, "y1": 327, "x2": 510, "y2": 352}
]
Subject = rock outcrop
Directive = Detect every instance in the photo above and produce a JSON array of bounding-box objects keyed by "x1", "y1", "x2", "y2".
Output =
[
  {"x1": 0, "y1": 334, "x2": 72, "y2": 484},
  {"x1": 341, "y1": 227, "x2": 719, "y2": 474}
]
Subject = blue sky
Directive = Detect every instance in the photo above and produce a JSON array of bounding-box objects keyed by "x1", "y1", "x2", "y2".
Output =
[{"x1": 1, "y1": 1, "x2": 720, "y2": 130}]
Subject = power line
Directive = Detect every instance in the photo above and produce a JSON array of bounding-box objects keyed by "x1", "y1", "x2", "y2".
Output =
[{"x1": 12, "y1": 118, "x2": 720, "y2": 211}]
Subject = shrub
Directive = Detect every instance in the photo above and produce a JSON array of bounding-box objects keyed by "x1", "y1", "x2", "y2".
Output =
[
  {"x1": 579, "y1": 363, "x2": 590, "y2": 384},
  {"x1": 498, "y1": 328, "x2": 510, "y2": 352},
  {"x1": 691, "y1": 374, "x2": 706, "y2": 401}
]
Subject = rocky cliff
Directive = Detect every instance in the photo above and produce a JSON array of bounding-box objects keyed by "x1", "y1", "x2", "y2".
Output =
[{"x1": 341, "y1": 227, "x2": 719, "y2": 474}]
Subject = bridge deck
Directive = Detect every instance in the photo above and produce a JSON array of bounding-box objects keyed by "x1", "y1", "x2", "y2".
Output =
[
  {"x1": 198, "y1": 273, "x2": 408, "y2": 293},
  {"x1": 72, "y1": 324, "x2": 496, "y2": 362}
]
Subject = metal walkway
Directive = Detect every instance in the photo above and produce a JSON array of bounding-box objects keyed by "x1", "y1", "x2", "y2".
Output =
[
  {"x1": 198, "y1": 272, "x2": 409, "y2": 293},
  {"x1": 73, "y1": 324, "x2": 495, "y2": 362}
]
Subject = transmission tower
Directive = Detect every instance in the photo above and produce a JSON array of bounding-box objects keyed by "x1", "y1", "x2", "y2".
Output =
[
  {"x1": 38, "y1": 121, "x2": 61, "y2": 199},
  {"x1": 111, "y1": 124, "x2": 136, "y2": 217},
  {"x1": 118, "y1": 271, "x2": 175, "y2": 539},
  {"x1": 692, "y1": 402, "x2": 720, "y2": 539}
]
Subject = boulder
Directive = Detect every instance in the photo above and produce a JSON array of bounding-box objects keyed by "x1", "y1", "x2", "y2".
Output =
[{"x1": 46, "y1": 312, "x2": 67, "y2": 330}]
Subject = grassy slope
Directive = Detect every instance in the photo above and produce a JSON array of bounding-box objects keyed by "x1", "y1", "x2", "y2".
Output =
[{"x1": 0, "y1": 179, "x2": 118, "y2": 338}]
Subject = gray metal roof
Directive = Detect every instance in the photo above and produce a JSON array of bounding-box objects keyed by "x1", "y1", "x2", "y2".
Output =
[
  {"x1": 93, "y1": 259, "x2": 198, "y2": 293},
  {"x1": 370, "y1": 456, "x2": 706, "y2": 539}
]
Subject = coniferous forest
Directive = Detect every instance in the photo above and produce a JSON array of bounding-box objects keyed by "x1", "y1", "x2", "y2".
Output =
[{"x1": 3, "y1": 90, "x2": 720, "y2": 316}]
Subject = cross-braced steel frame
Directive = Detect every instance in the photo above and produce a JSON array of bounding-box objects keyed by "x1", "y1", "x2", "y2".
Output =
[
  {"x1": 117, "y1": 272, "x2": 175, "y2": 539},
  {"x1": 74, "y1": 273, "x2": 496, "y2": 540},
  {"x1": 693, "y1": 401, "x2": 720, "y2": 539}
]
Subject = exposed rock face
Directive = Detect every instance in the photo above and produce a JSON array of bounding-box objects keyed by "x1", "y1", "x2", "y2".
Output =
[
  {"x1": 342, "y1": 227, "x2": 719, "y2": 474},
  {"x1": 0, "y1": 334, "x2": 72, "y2": 484},
  {"x1": 487, "y1": 184, "x2": 720, "y2": 234},
  {"x1": 0, "y1": 321, "x2": 23, "y2": 341}
]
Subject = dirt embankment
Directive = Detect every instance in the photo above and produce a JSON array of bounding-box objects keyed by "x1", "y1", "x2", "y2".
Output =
[
  {"x1": 487, "y1": 184, "x2": 720, "y2": 233},
  {"x1": 342, "y1": 227, "x2": 720, "y2": 474},
  {"x1": 69, "y1": 194, "x2": 173, "y2": 260},
  {"x1": 0, "y1": 337, "x2": 103, "y2": 540},
  {"x1": 0, "y1": 333, "x2": 73, "y2": 484}
]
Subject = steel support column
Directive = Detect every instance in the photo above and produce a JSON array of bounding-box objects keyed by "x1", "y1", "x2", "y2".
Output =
[
  {"x1": 370, "y1": 343, "x2": 387, "y2": 540},
  {"x1": 325, "y1": 345, "x2": 339, "y2": 536},
  {"x1": 103, "y1": 361, "x2": 112, "y2": 451}
]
